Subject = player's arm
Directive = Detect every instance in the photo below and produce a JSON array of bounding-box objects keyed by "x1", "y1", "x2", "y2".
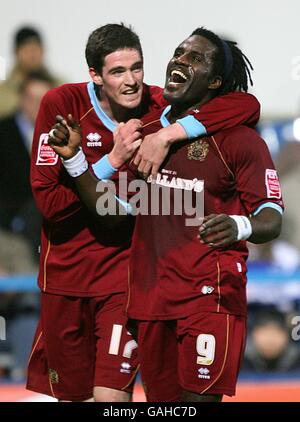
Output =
[
  {"x1": 48, "y1": 116, "x2": 139, "y2": 221},
  {"x1": 133, "y1": 92, "x2": 260, "y2": 178},
  {"x1": 198, "y1": 208, "x2": 282, "y2": 247},
  {"x1": 31, "y1": 90, "x2": 83, "y2": 223},
  {"x1": 199, "y1": 129, "x2": 283, "y2": 248}
]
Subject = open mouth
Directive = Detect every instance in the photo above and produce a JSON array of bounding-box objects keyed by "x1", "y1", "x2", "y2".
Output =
[
  {"x1": 123, "y1": 89, "x2": 139, "y2": 95},
  {"x1": 122, "y1": 85, "x2": 140, "y2": 96},
  {"x1": 169, "y1": 69, "x2": 189, "y2": 84}
]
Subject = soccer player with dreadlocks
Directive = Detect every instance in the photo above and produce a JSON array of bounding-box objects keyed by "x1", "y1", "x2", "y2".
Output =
[
  {"x1": 49, "y1": 27, "x2": 283, "y2": 402},
  {"x1": 123, "y1": 27, "x2": 284, "y2": 402}
]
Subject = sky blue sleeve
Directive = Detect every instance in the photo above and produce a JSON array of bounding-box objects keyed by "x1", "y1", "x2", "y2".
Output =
[
  {"x1": 176, "y1": 115, "x2": 207, "y2": 139},
  {"x1": 92, "y1": 154, "x2": 117, "y2": 180}
]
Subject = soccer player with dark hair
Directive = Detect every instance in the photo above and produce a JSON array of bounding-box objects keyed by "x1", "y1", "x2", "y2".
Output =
[
  {"x1": 29, "y1": 23, "x2": 262, "y2": 402},
  {"x1": 126, "y1": 28, "x2": 282, "y2": 402}
]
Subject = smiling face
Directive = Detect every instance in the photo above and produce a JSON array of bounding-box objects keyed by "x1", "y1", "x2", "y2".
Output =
[
  {"x1": 90, "y1": 48, "x2": 144, "y2": 116},
  {"x1": 164, "y1": 35, "x2": 221, "y2": 109}
]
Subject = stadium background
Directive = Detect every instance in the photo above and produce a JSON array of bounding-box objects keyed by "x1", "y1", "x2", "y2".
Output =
[{"x1": 0, "y1": 0, "x2": 300, "y2": 402}]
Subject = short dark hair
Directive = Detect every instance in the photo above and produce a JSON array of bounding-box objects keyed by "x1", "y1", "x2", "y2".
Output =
[
  {"x1": 14, "y1": 26, "x2": 42, "y2": 51},
  {"x1": 85, "y1": 23, "x2": 143, "y2": 74},
  {"x1": 191, "y1": 27, "x2": 253, "y2": 96}
]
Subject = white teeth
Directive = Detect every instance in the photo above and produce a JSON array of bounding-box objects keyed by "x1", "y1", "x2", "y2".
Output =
[{"x1": 171, "y1": 70, "x2": 188, "y2": 80}]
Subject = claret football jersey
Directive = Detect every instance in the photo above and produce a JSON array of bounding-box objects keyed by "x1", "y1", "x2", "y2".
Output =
[
  {"x1": 125, "y1": 107, "x2": 283, "y2": 319},
  {"x1": 31, "y1": 82, "x2": 166, "y2": 296},
  {"x1": 31, "y1": 82, "x2": 260, "y2": 297}
]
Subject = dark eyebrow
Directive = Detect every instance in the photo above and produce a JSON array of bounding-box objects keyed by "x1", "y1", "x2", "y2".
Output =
[
  {"x1": 131, "y1": 61, "x2": 143, "y2": 69},
  {"x1": 109, "y1": 66, "x2": 126, "y2": 74},
  {"x1": 109, "y1": 61, "x2": 143, "y2": 74}
]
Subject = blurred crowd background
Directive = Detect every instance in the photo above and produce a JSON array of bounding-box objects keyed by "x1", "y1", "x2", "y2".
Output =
[{"x1": 0, "y1": 0, "x2": 300, "y2": 394}]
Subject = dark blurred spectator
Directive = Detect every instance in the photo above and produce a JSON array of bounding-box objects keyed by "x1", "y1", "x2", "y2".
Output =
[
  {"x1": 0, "y1": 70, "x2": 54, "y2": 380},
  {"x1": 242, "y1": 309, "x2": 300, "y2": 373},
  {"x1": 0, "y1": 230, "x2": 37, "y2": 273},
  {"x1": 0, "y1": 26, "x2": 63, "y2": 118},
  {"x1": 0, "y1": 70, "x2": 55, "y2": 264}
]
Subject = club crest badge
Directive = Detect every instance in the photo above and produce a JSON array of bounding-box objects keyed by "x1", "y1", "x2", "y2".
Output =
[{"x1": 187, "y1": 139, "x2": 209, "y2": 161}]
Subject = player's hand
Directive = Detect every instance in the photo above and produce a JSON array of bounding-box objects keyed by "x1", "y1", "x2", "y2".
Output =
[
  {"x1": 133, "y1": 129, "x2": 171, "y2": 179},
  {"x1": 109, "y1": 119, "x2": 142, "y2": 168},
  {"x1": 198, "y1": 214, "x2": 239, "y2": 248},
  {"x1": 48, "y1": 114, "x2": 82, "y2": 160}
]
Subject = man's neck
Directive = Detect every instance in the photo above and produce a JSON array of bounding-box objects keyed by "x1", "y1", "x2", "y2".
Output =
[
  {"x1": 167, "y1": 93, "x2": 213, "y2": 123},
  {"x1": 100, "y1": 98, "x2": 135, "y2": 123}
]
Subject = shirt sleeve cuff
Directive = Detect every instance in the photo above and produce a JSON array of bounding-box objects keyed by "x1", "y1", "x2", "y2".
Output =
[
  {"x1": 92, "y1": 154, "x2": 117, "y2": 180},
  {"x1": 253, "y1": 202, "x2": 284, "y2": 216},
  {"x1": 176, "y1": 115, "x2": 207, "y2": 139}
]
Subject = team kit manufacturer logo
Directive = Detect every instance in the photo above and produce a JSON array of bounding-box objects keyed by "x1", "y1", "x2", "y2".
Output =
[
  {"x1": 198, "y1": 368, "x2": 211, "y2": 380},
  {"x1": 120, "y1": 362, "x2": 132, "y2": 374},
  {"x1": 201, "y1": 286, "x2": 214, "y2": 295},
  {"x1": 86, "y1": 132, "x2": 102, "y2": 147}
]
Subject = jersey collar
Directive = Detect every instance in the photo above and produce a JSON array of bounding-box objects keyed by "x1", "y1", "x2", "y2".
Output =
[
  {"x1": 87, "y1": 81, "x2": 117, "y2": 132},
  {"x1": 160, "y1": 105, "x2": 171, "y2": 127}
]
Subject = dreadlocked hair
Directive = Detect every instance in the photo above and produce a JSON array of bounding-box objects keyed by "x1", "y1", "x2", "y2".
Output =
[{"x1": 191, "y1": 27, "x2": 253, "y2": 95}]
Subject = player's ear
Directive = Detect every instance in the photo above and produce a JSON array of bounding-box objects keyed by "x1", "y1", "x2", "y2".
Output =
[
  {"x1": 89, "y1": 68, "x2": 103, "y2": 86},
  {"x1": 208, "y1": 76, "x2": 222, "y2": 90}
]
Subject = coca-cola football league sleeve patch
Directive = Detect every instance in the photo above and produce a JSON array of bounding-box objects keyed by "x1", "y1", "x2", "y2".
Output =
[
  {"x1": 36, "y1": 133, "x2": 58, "y2": 165},
  {"x1": 265, "y1": 169, "x2": 281, "y2": 199}
]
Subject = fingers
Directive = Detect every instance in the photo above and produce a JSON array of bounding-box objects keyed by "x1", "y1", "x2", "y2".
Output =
[
  {"x1": 124, "y1": 138, "x2": 142, "y2": 158},
  {"x1": 48, "y1": 133, "x2": 65, "y2": 147},
  {"x1": 118, "y1": 119, "x2": 142, "y2": 139},
  {"x1": 132, "y1": 139, "x2": 142, "y2": 150},
  {"x1": 200, "y1": 214, "x2": 225, "y2": 230},
  {"x1": 150, "y1": 163, "x2": 160, "y2": 180},
  {"x1": 54, "y1": 122, "x2": 69, "y2": 138},
  {"x1": 137, "y1": 160, "x2": 152, "y2": 180},
  {"x1": 56, "y1": 115, "x2": 67, "y2": 126},
  {"x1": 198, "y1": 229, "x2": 234, "y2": 247},
  {"x1": 48, "y1": 123, "x2": 69, "y2": 147},
  {"x1": 133, "y1": 150, "x2": 142, "y2": 167},
  {"x1": 67, "y1": 114, "x2": 81, "y2": 133},
  {"x1": 198, "y1": 214, "x2": 238, "y2": 248}
]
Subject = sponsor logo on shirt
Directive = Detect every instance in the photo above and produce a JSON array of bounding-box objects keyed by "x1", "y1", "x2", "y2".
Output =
[
  {"x1": 198, "y1": 368, "x2": 211, "y2": 380},
  {"x1": 86, "y1": 132, "x2": 102, "y2": 147},
  {"x1": 36, "y1": 133, "x2": 58, "y2": 165},
  {"x1": 265, "y1": 169, "x2": 281, "y2": 199},
  {"x1": 148, "y1": 172, "x2": 204, "y2": 193}
]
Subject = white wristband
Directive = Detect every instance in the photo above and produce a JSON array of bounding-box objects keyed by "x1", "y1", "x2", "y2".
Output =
[
  {"x1": 229, "y1": 215, "x2": 252, "y2": 241},
  {"x1": 62, "y1": 148, "x2": 88, "y2": 178}
]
